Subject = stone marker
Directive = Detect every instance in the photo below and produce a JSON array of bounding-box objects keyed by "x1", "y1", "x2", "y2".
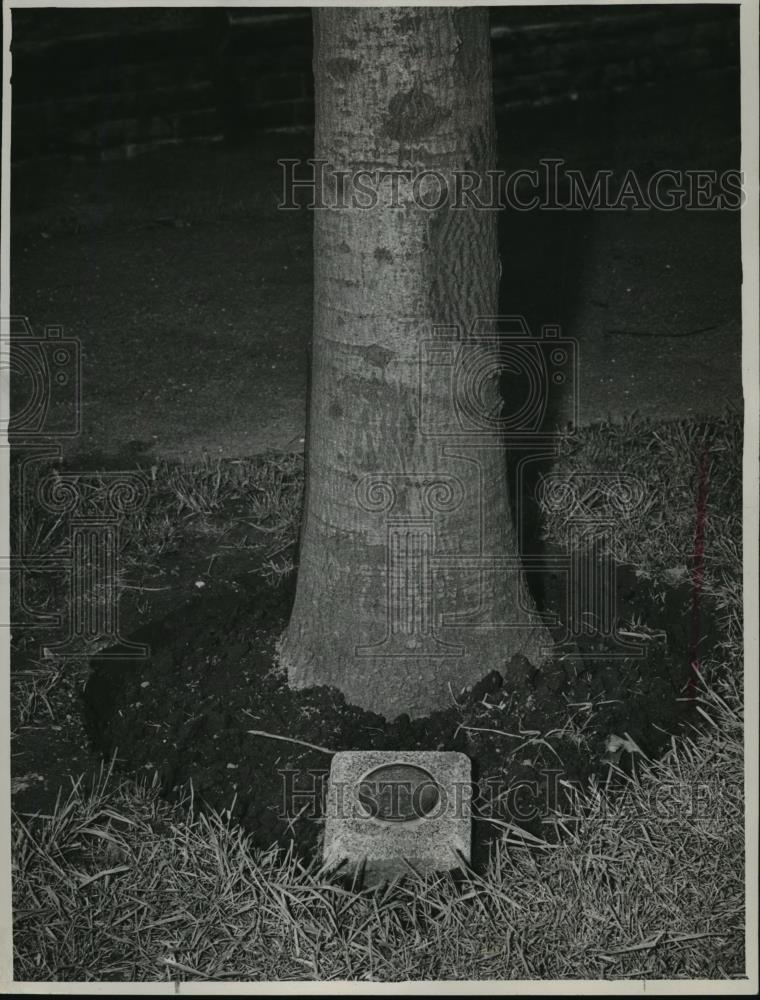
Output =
[{"x1": 322, "y1": 751, "x2": 471, "y2": 884}]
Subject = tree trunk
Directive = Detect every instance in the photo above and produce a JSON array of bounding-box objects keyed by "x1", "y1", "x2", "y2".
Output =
[{"x1": 280, "y1": 7, "x2": 551, "y2": 718}]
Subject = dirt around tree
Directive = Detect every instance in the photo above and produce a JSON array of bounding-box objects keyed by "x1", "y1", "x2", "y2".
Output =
[{"x1": 83, "y1": 564, "x2": 704, "y2": 867}]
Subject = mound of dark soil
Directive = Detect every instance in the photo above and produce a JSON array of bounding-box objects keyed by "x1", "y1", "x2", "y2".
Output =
[{"x1": 82, "y1": 565, "x2": 707, "y2": 866}]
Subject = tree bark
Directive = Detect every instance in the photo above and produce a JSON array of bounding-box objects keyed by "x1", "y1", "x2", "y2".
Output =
[{"x1": 280, "y1": 7, "x2": 551, "y2": 718}]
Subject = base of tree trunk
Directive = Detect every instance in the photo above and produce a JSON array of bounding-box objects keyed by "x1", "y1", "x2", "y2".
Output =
[{"x1": 280, "y1": 566, "x2": 552, "y2": 718}]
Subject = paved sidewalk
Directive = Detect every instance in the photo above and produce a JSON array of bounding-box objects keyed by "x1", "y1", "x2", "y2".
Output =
[{"x1": 10, "y1": 77, "x2": 742, "y2": 463}]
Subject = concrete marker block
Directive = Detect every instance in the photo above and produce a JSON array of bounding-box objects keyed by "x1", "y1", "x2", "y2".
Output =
[{"x1": 322, "y1": 750, "x2": 471, "y2": 885}]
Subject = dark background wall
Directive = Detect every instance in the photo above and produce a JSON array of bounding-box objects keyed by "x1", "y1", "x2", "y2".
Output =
[{"x1": 10, "y1": 5, "x2": 740, "y2": 162}]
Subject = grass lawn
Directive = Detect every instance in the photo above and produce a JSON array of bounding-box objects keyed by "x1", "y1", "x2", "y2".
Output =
[{"x1": 10, "y1": 412, "x2": 745, "y2": 981}]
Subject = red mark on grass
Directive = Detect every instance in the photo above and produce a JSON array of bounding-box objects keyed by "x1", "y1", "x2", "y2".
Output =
[{"x1": 687, "y1": 445, "x2": 709, "y2": 699}]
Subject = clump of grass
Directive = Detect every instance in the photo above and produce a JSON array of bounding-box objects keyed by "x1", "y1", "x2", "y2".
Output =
[
  {"x1": 127, "y1": 507, "x2": 180, "y2": 558},
  {"x1": 131, "y1": 452, "x2": 304, "y2": 558},
  {"x1": 243, "y1": 452, "x2": 304, "y2": 544},
  {"x1": 261, "y1": 553, "x2": 296, "y2": 586},
  {"x1": 156, "y1": 452, "x2": 303, "y2": 525},
  {"x1": 12, "y1": 663, "x2": 62, "y2": 730},
  {"x1": 162, "y1": 458, "x2": 227, "y2": 516}
]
